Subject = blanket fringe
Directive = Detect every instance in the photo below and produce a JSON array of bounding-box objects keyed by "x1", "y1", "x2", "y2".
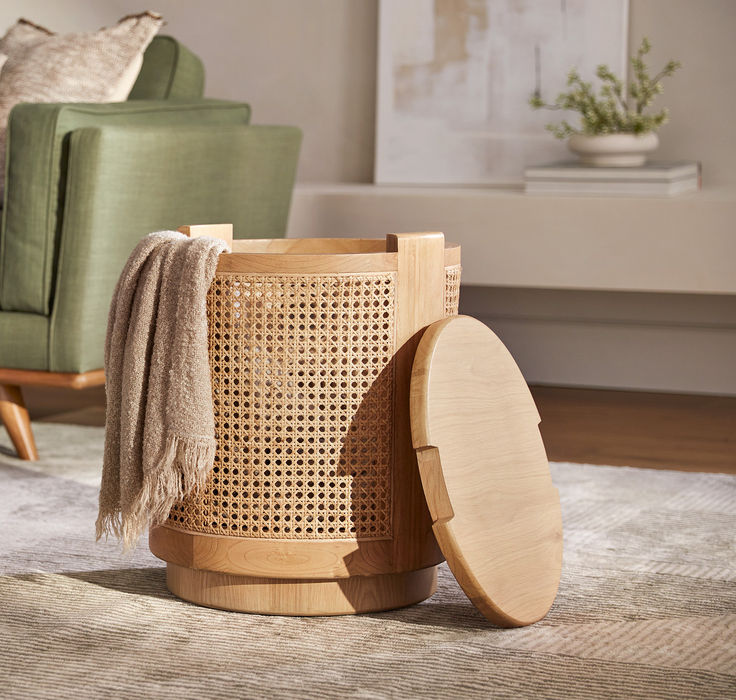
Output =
[
  {"x1": 98, "y1": 434, "x2": 215, "y2": 552},
  {"x1": 95, "y1": 510, "x2": 122, "y2": 542}
]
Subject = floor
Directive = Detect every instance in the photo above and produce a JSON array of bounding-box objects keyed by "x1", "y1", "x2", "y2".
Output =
[
  {"x1": 21, "y1": 384, "x2": 736, "y2": 475},
  {"x1": 531, "y1": 386, "x2": 735, "y2": 475}
]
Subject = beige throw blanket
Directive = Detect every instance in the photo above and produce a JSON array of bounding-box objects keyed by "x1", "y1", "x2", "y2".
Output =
[{"x1": 96, "y1": 231, "x2": 229, "y2": 550}]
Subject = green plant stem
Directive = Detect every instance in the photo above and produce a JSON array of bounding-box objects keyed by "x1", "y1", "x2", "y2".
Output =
[{"x1": 612, "y1": 84, "x2": 629, "y2": 114}]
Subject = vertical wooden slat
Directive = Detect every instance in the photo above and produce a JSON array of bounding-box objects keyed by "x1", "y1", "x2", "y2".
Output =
[
  {"x1": 385, "y1": 232, "x2": 446, "y2": 570},
  {"x1": 178, "y1": 223, "x2": 234, "y2": 247}
]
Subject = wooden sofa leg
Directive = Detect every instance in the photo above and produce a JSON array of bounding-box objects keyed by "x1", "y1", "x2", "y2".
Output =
[{"x1": 0, "y1": 384, "x2": 38, "y2": 461}]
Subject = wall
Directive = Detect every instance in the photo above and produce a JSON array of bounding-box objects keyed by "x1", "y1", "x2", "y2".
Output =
[
  {"x1": 2, "y1": 1, "x2": 733, "y2": 186},
  {"x1": 630, "y1": 0, "x2": 736, "y2": 189},
  {"x1": 0, "y1": 0, "x2": 378, "y2": 184},
  {"x1": 460, "y1": 287, "x2": 736, "y2": 396},
  {"x1": 1, "y1": 1, "x2": 733, "y2": 394}
]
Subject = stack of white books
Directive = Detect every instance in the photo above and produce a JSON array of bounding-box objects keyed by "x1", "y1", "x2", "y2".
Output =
[{"x1": 524, "y1": 161, "x2": 701, "y2": 196}]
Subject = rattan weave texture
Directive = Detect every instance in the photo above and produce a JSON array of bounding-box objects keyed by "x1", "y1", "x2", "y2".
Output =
[
  {"x1": 444, "y1": 265, "x2": 461, "y2": 318},
  {"x1": 168, "y1": 263, "x2": 462, "y2": 539}
]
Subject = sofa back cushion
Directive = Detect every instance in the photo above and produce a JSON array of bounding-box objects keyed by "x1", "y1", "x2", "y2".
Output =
[{"x1": 128, "y1": 36, "x2": 205, "y2": 100}]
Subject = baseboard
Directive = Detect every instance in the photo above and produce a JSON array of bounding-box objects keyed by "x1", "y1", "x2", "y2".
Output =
[{"x1": 460, "y1": 286, "x2": 736, "y2": 396}]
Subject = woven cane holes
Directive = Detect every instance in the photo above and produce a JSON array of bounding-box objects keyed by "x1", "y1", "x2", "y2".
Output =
[
  {"x1": 169, "y1": 272, "x2": 396, "y2": 539},
  {"x1": 444, "y1": 265, "x2": 461, "y2": 317}
]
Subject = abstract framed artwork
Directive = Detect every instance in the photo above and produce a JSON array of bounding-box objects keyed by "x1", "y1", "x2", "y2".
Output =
[{"x1": 375, "y1": 0, "x2": 630, "y2": 185}]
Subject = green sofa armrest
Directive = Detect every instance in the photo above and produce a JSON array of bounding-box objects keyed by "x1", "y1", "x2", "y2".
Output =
[
  {"x1": 48, "y1": 123, "x2": 301, "y2": 373},
  {"x1": 0, "y1": 99, "x2": 251, "y2": 316}
]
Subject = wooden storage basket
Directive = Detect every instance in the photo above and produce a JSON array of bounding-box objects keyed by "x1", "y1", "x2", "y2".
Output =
[{"x1": 150, "y1": 229, "x2": 461, "y2": 615}]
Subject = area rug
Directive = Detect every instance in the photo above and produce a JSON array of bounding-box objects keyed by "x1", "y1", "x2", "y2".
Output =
[{"x1": 1, "y1": 423, "x2": 734, "y2": 699}]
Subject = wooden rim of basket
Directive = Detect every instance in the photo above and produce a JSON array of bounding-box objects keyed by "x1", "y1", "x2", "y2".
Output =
[{"x1": 178, "y1": 225, "x2": 461, "y2": 274}]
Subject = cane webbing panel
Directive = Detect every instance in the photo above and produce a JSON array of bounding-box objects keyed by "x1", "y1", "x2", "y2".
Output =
[
  {"x1": 444, "y1": 265, "x2": 461, "y2": 317},
  {"x1": 169, "y1": 272, "x2": 397, "y2": 539}
]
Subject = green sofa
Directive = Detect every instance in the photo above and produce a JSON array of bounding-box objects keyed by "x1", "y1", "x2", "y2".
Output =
[{"x1": 0, "y1": 36, "x2": 302, "y2": 459}]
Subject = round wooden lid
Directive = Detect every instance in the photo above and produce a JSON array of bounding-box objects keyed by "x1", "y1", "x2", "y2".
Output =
[{"x1": 410, "y1": 316, "x2": 563, "y2": 627}]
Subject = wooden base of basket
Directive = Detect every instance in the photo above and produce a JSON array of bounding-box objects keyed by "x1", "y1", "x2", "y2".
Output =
[{"x1": 166, "y1": 563, "x2": 438, "y2": 616}]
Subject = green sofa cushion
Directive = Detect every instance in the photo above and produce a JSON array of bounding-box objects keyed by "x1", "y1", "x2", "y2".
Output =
[
  {"x1": 0, "y1": 100, "x2": 250, "y2": 315},
  {"x1": 0, "y1": 310, "x2": 49, "y2": 370},
  {"x1": 128, "y1": 35, "x2": 205, "y2": 100}
]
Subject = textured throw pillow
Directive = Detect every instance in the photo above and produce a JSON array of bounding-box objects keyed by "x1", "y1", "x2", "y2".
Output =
[{"x1": 0, "y1": 11, "x2": 163, "y2": 197}]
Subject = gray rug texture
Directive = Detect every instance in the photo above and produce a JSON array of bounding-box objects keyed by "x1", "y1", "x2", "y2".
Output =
[{"x1": 1, "y1": 422, "x2": 734, "y2": 700}]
